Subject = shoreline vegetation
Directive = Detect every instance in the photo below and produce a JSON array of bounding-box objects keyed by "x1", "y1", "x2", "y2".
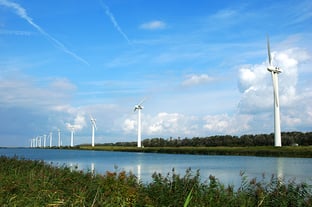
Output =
[
  {"x1": 76, "y1": 145, "x2": 312, "y2": 158},
  {"x1": 77, "y1": 131, "x2": 312, "y2": 158},
  {"x1": 1, "y1": 156, "x2": 311, "y2": 206}
]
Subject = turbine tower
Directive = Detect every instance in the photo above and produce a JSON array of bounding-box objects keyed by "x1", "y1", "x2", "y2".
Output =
[
  {"x1": 58, "y1": 129, "x2": 61, "y2": 147},
  {"x1": 267, "y1": 36, "x2": 282, "y2": 147},
  {"x1": 134, "y1": 98, "x2": 145, "y2": 148},
  {"x1": 90, "y1": 115, "x2": 97, "y2": 147},
  {"x1": 43, "y1": 134, "x2": 47, "y2": 148},
  {"x1": 70, "y1": 126, "x2": 75, "y2": 147},
  {"x1": 49, "y1": 131, "x2": 53, "y2": 148},
  {"x1": 37, "y1": 136, "x2": 42, "y2": 148}
]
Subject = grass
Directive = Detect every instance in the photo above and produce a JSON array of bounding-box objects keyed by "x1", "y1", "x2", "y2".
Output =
[
  {"x1": 77, "y1": 145, "x2": 312, "y2": 158},
  {"x1": 1, "y1": 156, "x2": 312, "y2": 206}
]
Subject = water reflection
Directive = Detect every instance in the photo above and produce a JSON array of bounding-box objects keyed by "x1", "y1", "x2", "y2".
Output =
[
  {"x1": 91, "y1": 162, "x2": 95, "y2": 175},
  {"x1": 276, "y1": 157, "x2": 284, "y2": 180},
  {"x1": 137, "y1": 164, "x2": 141, "y2": 182},
  {"x1": 1, "y1": 148, "x2": 311, "y2": 187}
]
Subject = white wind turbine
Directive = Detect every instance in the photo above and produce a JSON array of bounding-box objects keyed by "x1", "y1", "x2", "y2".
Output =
[
  {"x1": 37, "y1": 136, "x2": 42, "y2": 148},
  {"x1": 43, "y1": 134, "x2": 47, "y2": 148},
  {"x1": 69, "y1": 126, "x2": 75, "y2": 147},
  {"x1": 267, "y1": 36, "x2": 282, "y2": 147},
  {"x1": 90, "y1": 115, "x2": 97, "y2": 147},
  {"x1": 134, "y1": 98, "x2": 145, "y2": 148},
  {"x1": 58, "y1": 129, "x2": 61, "y2": 147},
  {"x1": 49, "y1": 131, "x2": 53, "y2": 148}
]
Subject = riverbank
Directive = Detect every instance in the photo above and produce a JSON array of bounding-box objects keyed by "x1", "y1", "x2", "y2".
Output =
[
  {"x1": 77, "y1": 145, "x2": 312, "y2": 158},
  {"x1": 1, "y1": 156, "x2": 311, "y2": 206}
]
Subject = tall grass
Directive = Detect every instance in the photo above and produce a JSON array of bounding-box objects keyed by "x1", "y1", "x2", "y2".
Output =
[{"x1": 1, "y1": 156, "x2": 311, "y2": 206}]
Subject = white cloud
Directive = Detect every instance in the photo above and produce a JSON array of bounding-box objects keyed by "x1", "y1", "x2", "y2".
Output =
[
  {"x1": 146, "y1": 112, "x2": 188, "y2": 135},
  {"x1": 140, "y1": 20, "x2": 166, "y2": 30},
  {"x1": 238, "y1": 46, "x2": 312, "y2": 131},
  {"x1": 203, "y1": 114, "x2": 252, "y2": 134},
  {"x1": 123, "y1": 118, "x2": 136, "y2": 132},
  {"x1": 212, "y1": 9, "x2": 238, "y2": 19},
  {"x1": 182, "y1": 74, "x2": 213, "y2": 86},
  {"x1": 123, "y1": 112, "x2": 200, "y2": 138},
  {"x1": 49, "y1": 78, "x2": 77, "y2": 91},
  {"x1": 0, "y1": 74, "x2": 76, "y2": 108},
  {"x1": 66, "y1": 113, "x2": 86, "y2": 131}
]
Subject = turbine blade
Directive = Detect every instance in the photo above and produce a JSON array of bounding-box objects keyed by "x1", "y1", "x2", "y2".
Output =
[
  {"x1": 94, "y1": 121, "x2": 97, "y2": 130},
  {"x1": 138, "y1": 97, "x2": 146, "y2": 106},
  {"x1": 267, "y1": 36, "x2": 272, "y2": 66}
]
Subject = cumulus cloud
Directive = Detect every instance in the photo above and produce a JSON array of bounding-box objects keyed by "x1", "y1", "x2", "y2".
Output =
[
  {"x1": 140, "y1": 20, "x2": 166, "y2": 30},
  {"x1": 238, "y1": 47, "x2": 312, "y2": 130},
  {"x1": 65, "y1": 113, "x2": 86, "y2": 131},
  {"x1": 146, "y1": 112, "x2": 196, "y2": 135},
  {"x1": 122, "y1": 112, "x2": 200, "y2": 138},
  {"x1": 122, "y1": 111, "x2": 253, "y2": 138},
  {"x1": 182, "y1": 74, "x2": 213, "y2": 86},
  {"x1": 120, "y1": 46, "x2": 312, "y2": 139},
  {"x1": 123, "y1": 118, "x2": 136, "y2": 132},
  {"x1": 203, "y1": 114, "x2": 252, "y2": 134}
]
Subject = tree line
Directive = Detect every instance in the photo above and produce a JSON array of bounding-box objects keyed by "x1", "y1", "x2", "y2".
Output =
[{"x1": 111, "y1": 131, "x2": 312, "y2": 147}]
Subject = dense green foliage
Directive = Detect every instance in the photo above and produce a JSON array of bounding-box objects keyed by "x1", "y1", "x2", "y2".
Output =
[
  {"x1": 1, "y1": 156, "x2": 312, "y2": 206},
  {"x1": 110, "y1": 131, "x2": 312, "y2": 147}
]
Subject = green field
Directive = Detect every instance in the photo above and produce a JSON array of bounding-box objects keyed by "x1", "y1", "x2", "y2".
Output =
[
  {"x1": 1, "y1": 156, "x2": 311, "y2": 206},
  {"x1": 77, "y1": 145, "x2": 312, "y2": 158}
]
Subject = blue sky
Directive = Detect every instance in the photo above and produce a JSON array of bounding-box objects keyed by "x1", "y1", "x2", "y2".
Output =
[{"x1": 0, "y1": 0, "x2": 311, "y2": 147}]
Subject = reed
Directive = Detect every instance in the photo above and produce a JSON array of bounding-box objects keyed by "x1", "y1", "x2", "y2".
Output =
[{"x1": 1, "y1": 156, "x2": 311, "y2": 206}]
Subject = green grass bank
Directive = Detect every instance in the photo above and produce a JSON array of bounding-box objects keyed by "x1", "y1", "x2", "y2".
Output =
[{"x1": 1, "y1": 156, "x2": 311, "y2": 206}]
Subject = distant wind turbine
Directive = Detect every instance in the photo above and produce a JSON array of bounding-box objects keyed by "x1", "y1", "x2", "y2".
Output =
[
  {"x1": 43, "y1": 134, "x2": 47, "y2": 148},
  {"x1": 58, "y1": 129, "x2": 61, "y2": 147},
  {"x1": 37, "y1": 136, "x2": 42, "y2": 148},
  {"x1": 134, "y1": 98, "x2": 145, "y2": 148},
  {"x1": 70, "y1": 126, "x2": 75, "y2": 147},
  {"x1": 49, "y1": 132, "x2": 53, "y2": 148},
  {"x1": 90, "y1": 115, "x2": 97, "y2": 147},
  {"x1": 267, "y1": 36, "x2": 282, "y2": 147}
]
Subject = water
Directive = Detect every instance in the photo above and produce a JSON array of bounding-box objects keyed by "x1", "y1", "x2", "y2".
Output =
[{"x1": 1, "y1": 148, "x2": 311, "y2": 187}]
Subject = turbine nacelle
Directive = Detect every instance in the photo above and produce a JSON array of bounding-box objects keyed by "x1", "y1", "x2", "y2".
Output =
[
  {"x1": 134, "y1": 105, "x2": 143, "y2": 111},
  {"x1": 90, "y1": 115, "x2": 97, "y2": 130},
  {"x1": 69, "y1": 126, "x2": 75, "y2": 132},
  {"x1": 267, "y1": 66, "x2": 282, "y2": 74}
]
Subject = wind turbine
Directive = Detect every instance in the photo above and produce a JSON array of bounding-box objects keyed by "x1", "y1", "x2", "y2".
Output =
[
  {"x1": 134, "y1": 98, "x2": 145, "y2": 148},
  {"x1": 70, "y1": 126, "x2": 75, "y2": 147},
  {"x1": 58, "y1": 129, "x2": 61, "y2": 147},
  {"x1": 43, "y1": 134, "x2": 47, "y2": 148},
  {"x1": 90, "y1": 115, "x2": 97, "y2": 147},
  {"x1": 267, "y1": 36, "x2": 282, "y2": 147},
  {"x1": 49, "y1": 132, "x2": 53, "y2": 148},
  {"x1": 37, "y1": 136, "x2": 42, "y2": 148}
]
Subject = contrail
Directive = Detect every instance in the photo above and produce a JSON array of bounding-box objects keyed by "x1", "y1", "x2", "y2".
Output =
[
  {"x1": 0, "y1": 0, "x2": 89, "y2": 65},
  {"x1": 99, "y1": 0, "x2": 131, "y2": 44}
]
